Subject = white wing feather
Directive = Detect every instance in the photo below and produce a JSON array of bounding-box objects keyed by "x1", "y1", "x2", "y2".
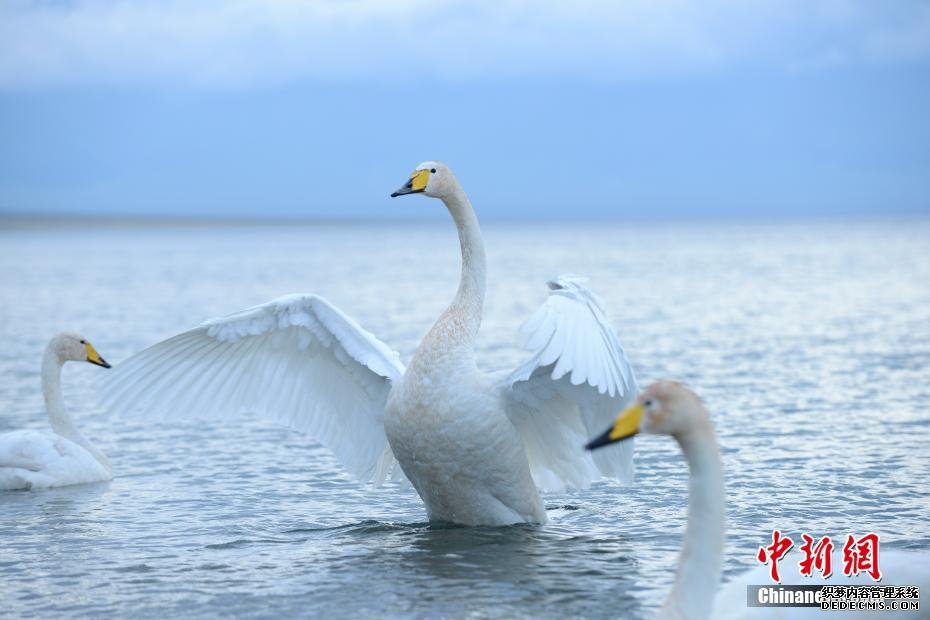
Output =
[
  {"x1": 101, "y1": 294, "x2": 406, "y2": 485},
  {"x1": 501, "y1": 275, "x2": 638, "y2": 492}
]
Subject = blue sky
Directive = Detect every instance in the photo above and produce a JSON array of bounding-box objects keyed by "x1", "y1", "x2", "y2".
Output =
[{"x1": 1, "y1": 1, "x2": 929, "y2": 220}]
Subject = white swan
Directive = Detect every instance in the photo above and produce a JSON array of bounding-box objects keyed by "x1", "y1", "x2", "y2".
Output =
[
  {"x1": 586, "y1": 381, "x2": 930, "y2": 619},
  {"x1": 1, "y1": 333, "x2": 113, "y2": 490},
  {"x1": 102, "y1": 161, "x2": 638, "y2": 525}
]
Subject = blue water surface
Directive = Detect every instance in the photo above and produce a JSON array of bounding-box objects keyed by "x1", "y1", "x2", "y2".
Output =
[{"x1": 1, "y1": 217, "x2": 928, "y2": 618}]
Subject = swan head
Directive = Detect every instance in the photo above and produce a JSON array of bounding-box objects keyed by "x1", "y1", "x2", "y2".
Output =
[
  {"x1": 586, "y1": 380, "x2": 706, "y2": 449},
  {"x1": 390, "y1": 161, "x2": 455, "y2": 199},
  {"x1": 51, "y1": 332, "x2": 111, "y2": 368}
]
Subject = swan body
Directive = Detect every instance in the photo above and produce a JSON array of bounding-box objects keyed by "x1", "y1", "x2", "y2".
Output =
[
  {"x1": 587, "y1": 381, "x2": 930, "y2": 619},
  {"x1": 103, "y1": 161, "x2": 638, "y2": 525},
  {"x1": 385, "y1": 347, "x2": 547, "y2": 524},
  {"x1": 1, "y1": 333, "x2": 112, "y2": 491},
  {"x1": 0, "y1": 430, "x2": 111, "y2": 490}
]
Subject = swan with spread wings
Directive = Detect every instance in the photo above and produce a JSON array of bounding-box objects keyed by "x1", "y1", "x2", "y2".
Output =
[{"x1": 102, "y1": 161, "x2": 637, "y2": 525}]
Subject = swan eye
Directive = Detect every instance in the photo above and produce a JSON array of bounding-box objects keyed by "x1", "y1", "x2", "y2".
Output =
[
  {"x1": 430, "y1": 168, "x2": 436, "y2": 173},
  {"x1": 644, "y1": 399, "x2": 653, "y2": 408},
  {"x1": 79, "y1": 340, "x2": 86, "y2": 344}
]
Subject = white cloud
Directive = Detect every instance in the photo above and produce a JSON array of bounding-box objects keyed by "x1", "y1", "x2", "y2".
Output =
[{"x1": 0, "y1": 0, "x2": 928, "y2": 89}]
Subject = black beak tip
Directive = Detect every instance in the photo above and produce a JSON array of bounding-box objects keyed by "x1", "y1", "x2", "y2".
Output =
[
  {"x1": 585, "y1": 430, "x2": 611, "y2": 451},
  {"x1": 390, "y1": 191, "x2": 400, "y2": 198},
  {"x1": 101, "y1": 360, "x2": 112, "y2": 369}
]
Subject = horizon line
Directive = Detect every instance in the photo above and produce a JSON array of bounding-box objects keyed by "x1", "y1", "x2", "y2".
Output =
[{"x1": 2, "y1": 209, "x2": 930, "y2": 231}]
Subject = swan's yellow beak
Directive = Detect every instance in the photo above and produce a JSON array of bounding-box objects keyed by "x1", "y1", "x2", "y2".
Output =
[
  {"x1": 390, "y1": 169, "x2": 430, "y2": 197},
  {"x1": 585, "y1": 402, "x2": 643, "y2": 450},
  {"x1": 85, "y1": 342, "x2": 111, "y2": 369}
]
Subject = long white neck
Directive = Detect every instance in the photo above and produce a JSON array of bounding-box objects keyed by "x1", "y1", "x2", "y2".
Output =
[
  {"x1": 661, "y1": 425, "x2": 725, "y2": 620},
  {"x1": 433, "y1": 182, "x2": 487, "y2": 348},
  {"x1": 41, "y1": 345, "x2": 110, "y2": 471}
]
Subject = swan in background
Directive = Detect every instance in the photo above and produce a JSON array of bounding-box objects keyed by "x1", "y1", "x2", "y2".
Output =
[
  {"x1": 1, "y1": 333, "x2": 112, "y2": 490},
  {"x1": 587, "y1": 381, "x2": 930, "y2": 619},
  {"x1": 102, "y1": 161, "x2": 638, "y2": 526}
]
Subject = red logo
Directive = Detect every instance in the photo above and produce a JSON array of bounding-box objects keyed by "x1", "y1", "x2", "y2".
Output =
[
  {"x1": 757, "y1": 530, "x2": 794, "y2": 583},
  {"x1": 757, "y1": 531, "x2": 882, "y2": 583},
  {"x1": 842, "y1": 533, "x2": 882, "y2": 581},
  {"x1": 798, "y1": 533, "x2": 834, "y2": 578}
]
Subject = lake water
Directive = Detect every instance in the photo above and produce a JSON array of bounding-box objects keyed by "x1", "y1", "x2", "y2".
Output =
[{"x1": 1, "y1": 217, "x2": 929, "y2": 619}]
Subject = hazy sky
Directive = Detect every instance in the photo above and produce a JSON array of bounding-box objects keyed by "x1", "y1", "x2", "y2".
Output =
[{"x1": 1, "y1": 1, "x2": 929, "y2": 220}]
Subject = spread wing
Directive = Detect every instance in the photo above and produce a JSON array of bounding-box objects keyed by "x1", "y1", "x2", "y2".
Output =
[
  {"x1": 101, "y1": 294, "x2": 406, "y2": 485},
  {"x1": 500, "y1": 275, "x2": 637, "y2": 492}
]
